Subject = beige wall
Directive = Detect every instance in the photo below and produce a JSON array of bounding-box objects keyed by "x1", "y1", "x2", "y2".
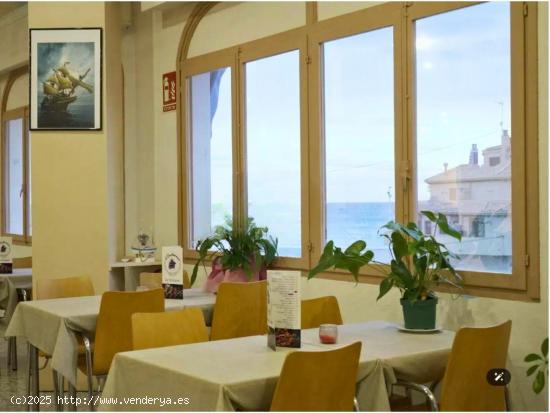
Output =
[
  {"x1": 123, "y1": 2, "x2": 548, "y2": 410},
  {"x1": 0, "y1": 4, "x2": 27, "y2": 74},
  {"x1": 28, "y1": 1, "x2": 123, "y2": 294}
]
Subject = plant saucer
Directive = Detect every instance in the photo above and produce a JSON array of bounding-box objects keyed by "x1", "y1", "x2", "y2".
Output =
[{"x1": 397, "y1": 325, "x2": 442, "y2": 334}]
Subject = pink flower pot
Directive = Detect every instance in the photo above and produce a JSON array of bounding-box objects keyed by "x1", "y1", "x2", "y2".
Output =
[{"x1": 203, "y1": 258, "x2": 267, "y2": 294}]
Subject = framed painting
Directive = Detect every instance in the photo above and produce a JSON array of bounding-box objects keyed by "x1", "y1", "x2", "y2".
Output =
[{"x1": 29, "y1": 28, "x2": 102, "y2": 131}]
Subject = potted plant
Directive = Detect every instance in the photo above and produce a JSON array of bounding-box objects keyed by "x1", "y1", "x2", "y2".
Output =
[
  {"x1": 525, "y1": 337, "x2": 548, "y2": 394},
  {"x1": 191, "y1": 217, "x2": 278, "y2": 292},
  {"x1": 308, "y1": 211, "x2": 462, "y2": 330}
]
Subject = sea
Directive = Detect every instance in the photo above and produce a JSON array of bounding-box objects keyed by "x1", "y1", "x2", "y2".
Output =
[
  {"x1": 37, "y1": 93, "x2": 95, "y2": 129},
  {"x1": 215, "y1": 202, "x2": 395, "y2": 261}
]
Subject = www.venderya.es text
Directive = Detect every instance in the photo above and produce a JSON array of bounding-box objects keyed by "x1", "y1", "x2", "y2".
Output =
[{"x1": 11, "y1": 395, "x2": 191, "y2": 407}]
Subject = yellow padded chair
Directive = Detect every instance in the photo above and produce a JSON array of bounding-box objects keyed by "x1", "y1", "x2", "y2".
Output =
[
  {"x1": 78, "y1": 289, "x2": 165, "y2": 403},
  {"x1": 301, "y1": 296, "x2": 343, "y2": 329},
  {"x1": 270, "y1": 341, "x2": 362, "y2": 411},
  {"x1": 36, "y1": 275, "x2": 95, "y2": 300},
  {"x1": 393, "y1": 320, "x2": 512, "y2": 411},
  {"x1": 439, "y1": 320, "x2": 512, "y2": 411},
  {"x1": 210, "y1": 280, "x2": 267, "y2": 341},
  {"x1": 139, "y1": 271, "x2": 191, "y2": 290},
  {"x1": 33, "y1": 276, "x2": 95, "y2": 407},
  {"x1": 132, "y1": 308, "x2": 208, "y2": 350},
  {"x1": 12, "y1": 256, "x2": 32, "y2": 269}
]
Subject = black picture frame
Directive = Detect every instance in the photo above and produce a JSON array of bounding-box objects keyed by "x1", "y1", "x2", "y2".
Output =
[{"x1": 29, "y1": 27, "x2": 103, "y2": 131}]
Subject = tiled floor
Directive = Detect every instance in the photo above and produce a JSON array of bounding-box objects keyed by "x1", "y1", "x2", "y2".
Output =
[{"x1": 0, "y1": 324, "x2": 87, "y2": 412}]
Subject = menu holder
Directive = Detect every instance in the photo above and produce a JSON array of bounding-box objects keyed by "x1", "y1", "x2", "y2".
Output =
[
  {"x1": 162, "y1": 246, "x2": 184, "y2": 299},
  {"x1": 267, "y1": 271, "x2": 301, "y2": 350},
  {"x1": 0, "y1": 237, "x2": 13, "y2": 274}
]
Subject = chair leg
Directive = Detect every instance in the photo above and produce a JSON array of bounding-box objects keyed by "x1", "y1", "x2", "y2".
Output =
[
  {"x1": 11, "y1": 337, "x2": 18, "y2": 371},
  {"x1": 82, "y1": 335, "x2": 95, "y2": 411},
  {"x1": 392, "y1": 380, "x2": 439, "y2": 412},
  {"x1": 7, "y1": 337, "x2": 12, "y2": 370},
  {"x1": 27, "y1": 344, "x2": 32, "y2": 412},
  {"x1": 505, "y1": 385, "x2": 511, "y2": 411},
  {"x1": 68, "y1": 383, "x2": 77, "y2": 412},
  {"x1": 27, "y1": 344, "x2": 40, "y2": 411},
  {"x1": 353, "y1": 397, "x2": 360, "y2": 412},
  {"x1": 59, "y1": 376, "x2": 65, "y2": 400},
  {"x1": 52, "y1": 370, "x2": 60, "y2": 411}
]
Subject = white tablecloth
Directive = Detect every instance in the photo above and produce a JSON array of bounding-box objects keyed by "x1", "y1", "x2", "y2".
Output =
[
  {"x1": 100, "y1": 321, "x2": 454, "y2": 411},
  {"x1": 5, "y1": 289, "x2": 215, "y2": 385},
  {"x1": 0, "y1": 269, "x2": 32, "y2": 325}
]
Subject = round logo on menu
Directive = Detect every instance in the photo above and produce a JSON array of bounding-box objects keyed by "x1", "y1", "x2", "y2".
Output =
[
  {"x1": 164, "y1": 253, "x2": 181, "y2": 275},
  {"x1": 0, "y1": 241, "x2": 11, "y2": 259}
]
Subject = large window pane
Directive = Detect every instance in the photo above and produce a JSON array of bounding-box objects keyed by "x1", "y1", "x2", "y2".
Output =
[
  {"x1": 5, "y1": 118, "x2": 24, "y2": 235},
  {"x1": 323, "y1": 28, "x2": 395, "y2": 262},
  {"x1": 416, "y1": 2, "x2": 512, "y2": 273},
  {"x1": 246, "y1": 50, "x2": 301, "y2": 257},
  {"x1": 189, "y1": 68, "x2": 232, "y2": 246}
]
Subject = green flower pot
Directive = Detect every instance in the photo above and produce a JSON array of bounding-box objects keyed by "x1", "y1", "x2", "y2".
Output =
[{"x1": 400, "y1": 297, "x2": 438, "y2": 329}]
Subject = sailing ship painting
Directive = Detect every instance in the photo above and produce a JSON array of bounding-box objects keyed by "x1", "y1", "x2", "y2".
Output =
[{"x1": 30, "y1": 29, "x2": 102, "y2": 130}]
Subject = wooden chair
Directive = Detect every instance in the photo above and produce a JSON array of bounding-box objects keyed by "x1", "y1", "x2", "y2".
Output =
[
  {"x1": 12, "y1": 256, "x2": 32, "y2": 268},
  {"x1": 270, "y1": 341, "x2": 362, "y2": 411},
  {"x1": 139, "y1": 271, "x2": 191, "y2": 290},
  {"x1": 393, "y1": 320, "x2": 512, "y2": 411},
  {"x1": 77, "y1": 289, "x2": 165, "y2": 409},
  {"x1": 33, "y1": 275, "x2": 95, "y2": 409},
  {"x1": 36, "y1": 275, "x2": 95, "y2": 300},
  {"x1": 301, "y1": 296, "x2": 343, "y2": 329},
  {"x1": 132, "y1": 308, "x2": 208, "y2": 350},
  {"x1": 210, "y1": 280, "x2": 267, "y2": 341}
]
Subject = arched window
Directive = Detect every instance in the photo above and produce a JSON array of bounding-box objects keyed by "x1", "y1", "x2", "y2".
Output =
[{"x1": 1, "y1": 67, "x2": 31, "y2": 245}]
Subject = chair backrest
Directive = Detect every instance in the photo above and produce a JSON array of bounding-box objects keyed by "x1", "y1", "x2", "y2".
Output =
[
  {"x1": 35, "y1": 275, "x2": 95, "y2": 300},
  {"x1": 301, "y1": 296, "x2": 343, "y2": 329},
  {"x1": 439, "y1": 320, "x2": 512, "y2": 411},
  {"x1": 132, "y1": 308, "x2": 208, "y2": 350},
  {"x1": 270, "y1": 341, "x2": 362, "y2": 411},
  {"x1": 210, "y1": 280, "x2": 267, "y2": 341},
  {"x1": 93, "y1": 289, "x2": 165, "y2": 375},
  {"x1": 13, "y1": 256, "x2": 32, "y2": 269},
  {"x1": 139, "y1": 271, "x2": 191, "y2": 290}
]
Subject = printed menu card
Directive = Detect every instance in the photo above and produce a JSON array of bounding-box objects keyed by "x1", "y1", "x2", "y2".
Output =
[
  {"x1": 0, "y1": 237, "x2": 13, "y2": 274},
  {"x1": 162, "y1": 246, "x2": 184, "y2": 299},
  {"x1": 267, "y1": 271, "x2": 301, "y2": 350}
]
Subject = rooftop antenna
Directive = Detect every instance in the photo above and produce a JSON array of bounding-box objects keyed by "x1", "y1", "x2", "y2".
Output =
[{"x1": 497, "y1": 101, "x2": 504, "y2": 130}]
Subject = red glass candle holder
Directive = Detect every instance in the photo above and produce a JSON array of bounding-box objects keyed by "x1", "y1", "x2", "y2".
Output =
[{"x1": 319, "y1": 324, "x2": 338, "y2": 344}]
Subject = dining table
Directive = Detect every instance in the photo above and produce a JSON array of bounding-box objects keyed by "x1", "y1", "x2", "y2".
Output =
[
  {"x1": 99, "y1": 321, "x2": 455, "y2": 411},
  {"x1": 0, "y1": 268, "x2": 33, "y2": 322},
  {"x1": 5, "y1": 288, "x2": 216, "y2": 410},
  {"x1": 0, "y1": 268, "x2": 33, "y2": 370}
]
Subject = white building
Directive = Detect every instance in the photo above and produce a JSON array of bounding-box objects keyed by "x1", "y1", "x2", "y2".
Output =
[{"x1": 418, "y1": 130, "x2": 512, "y2": 273}]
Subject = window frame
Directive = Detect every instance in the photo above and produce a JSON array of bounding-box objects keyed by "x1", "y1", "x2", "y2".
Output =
[
  {"x1": 180, "y1": 48, "x2": 238, "y2": 262},
  {"x1": 178, "y1": 2, "x2": 540, "y2": 301},
  {"x1": 238, "y1": 28, "x2": 310, "y2": 270},
  {"x1": 405, "y1": 2, "x2": 538, "y2": 298},
  {"x1": 1, "y1": 106, "x2": 31, "y2": 245},
  {"x1": 307, "y1": 2, "x2": 403, "y2": 282}
]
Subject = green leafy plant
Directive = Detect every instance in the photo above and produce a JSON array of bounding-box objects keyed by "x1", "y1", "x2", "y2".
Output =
[
  {"x1": 525, "y1": 337, "x2": 548, "y2": 394},
  {"x1": 190, "y1": 217, "x2": 278, "y2": 286},
  {"x1": 308, "y1": 211, "x2": 463, "y2": 301},
  {"x1": 308, "y1": 240, "x2": 374, "y2": 282},
  {"x1": 377, "y1": 211, "x2": 462, "y2": 301}
]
